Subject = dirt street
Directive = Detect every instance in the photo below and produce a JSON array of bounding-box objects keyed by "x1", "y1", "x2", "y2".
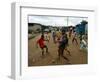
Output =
[{"x1": 28, "y1": 33, "x2": 87, "y2": 66}]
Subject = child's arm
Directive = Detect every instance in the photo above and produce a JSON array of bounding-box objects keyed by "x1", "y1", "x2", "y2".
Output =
[
  {"x1": 44, "y1": 38, "x2": 49, "y2": 42},
  {"x1": 48, "y1": 34, "x2": 50, "y2": 40},
  {"x1": 82, "y1": 40, "x2": 87, "y2": 47}
]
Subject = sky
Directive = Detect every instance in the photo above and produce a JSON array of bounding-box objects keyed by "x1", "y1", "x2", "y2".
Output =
[{"x1": 28, "y1": 15, "x2": 88, "y2": 26}]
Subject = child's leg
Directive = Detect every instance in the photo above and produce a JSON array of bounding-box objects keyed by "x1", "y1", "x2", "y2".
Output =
[
  {"x1": 61, "y1": 48, "x2": 69, "y2": 61},
  {"x1": 52, "y1": 36, "x2": 55, "y2": 43},
  {"x1": 80, "y1": 43, "x2": 83, "y2": 50},
  {"x1": 44, "y1": 45, "x2": 48, "y2": 53},
  {"x1": 61, "y1": 48, "x2": 64, "y2": 55},
  {"x1": 58, "y1": 48, "x2": 61, "y2": 60},
  {"x1": 65, "y1": 48, "x2": 71, "y2": 55},
  {"x1": 72, "y1": 38, "x2": 75, "y2": 43},
  {"x1": 58, "y1": 46, "x2": 63, "y2": 60},
  {"x1": 62, "y1": 55, "x2": 69, "y2": 61},
  {"x1": 41, "y1": 48, "x2": 44, "y2": 56},
  {"x1": 75, "y1": 38, "x2": 78, "y2": 45}
]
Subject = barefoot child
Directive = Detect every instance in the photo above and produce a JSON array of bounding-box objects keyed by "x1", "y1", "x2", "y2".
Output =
[
  {"x1": 58, "y1": 30, "x2": 70, "y2": 62},
  {"x1": 72, "y1": 31, "x2": 78, "y2": 45},
  {"x1": 44, "y1": 32, "x2": 50, "y2": 42},
  {"x1": 80, "y1": 35, "x2": 87, "y2": 50},
  {"x1": 36, "y1": 34, "x2": 49, "y2": 57}
]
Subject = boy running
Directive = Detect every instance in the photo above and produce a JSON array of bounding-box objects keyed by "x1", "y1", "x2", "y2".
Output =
[
  {"x1": 58, "y1": 30, "x2": 70, "y2": 62},
  {"x1": 72, "y1": 31, "x2": 78, "y2": 45},
  {"x1": 37, "y1": 34, "x2": 49, "y2": 57}
]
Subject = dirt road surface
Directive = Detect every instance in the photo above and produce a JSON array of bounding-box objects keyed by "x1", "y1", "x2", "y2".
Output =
[{"x1": 28, "y1": 33, "x2": 87, "y2": 66}]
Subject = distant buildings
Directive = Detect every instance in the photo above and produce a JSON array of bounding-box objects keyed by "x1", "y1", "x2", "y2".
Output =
[
  {"x1": 28, "y1": 20, "x2": 88, "y2": 35},
  {"x1": 75, "y1": 20, "x2": 88, "y2": 35},
  {"x1": 28, "y1": 23, "x2": 42, "y2": 33}
]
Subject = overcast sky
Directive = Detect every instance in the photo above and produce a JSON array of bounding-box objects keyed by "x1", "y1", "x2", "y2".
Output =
[{"x1": 28, "y1": 15, "x2": 88, "y2": 26}]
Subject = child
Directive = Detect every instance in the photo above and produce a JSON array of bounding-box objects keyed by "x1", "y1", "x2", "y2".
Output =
[
  {"x1": 69, "y1": 27, "x2": 73, "y2": 38},
  {"x1": 44, "y1": 32, "x2": 50, "y2": 42},
  {"x1": 64, "y1": 34, "x2": 71, "y2": 56},
  {"x1": 52, "y1": 30, "x2": 56, "y2": 43},
  {"x1": 58, "y1": 30, "x2": 70, "y2": 62},
  {"x1": 80, "y1": 35, "x2": 87, "y2": 50},
  {"x1": 72, "y1": 31, "x2": 78, "y2": 45},
  {"x1": 56, "y1": 30, "x2": 62, "y2": 41},
  {"x1": 37, "y1": 34, "x2": 49, "y2": 57}
]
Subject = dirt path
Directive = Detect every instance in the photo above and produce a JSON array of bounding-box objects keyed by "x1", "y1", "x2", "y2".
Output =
[{"x1": 28, "y1": 33, "x2": 87, "y2": 66}]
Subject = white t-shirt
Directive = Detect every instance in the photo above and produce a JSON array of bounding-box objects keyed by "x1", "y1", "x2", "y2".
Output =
[
  {"x1": 44, "y1": 33, "x2": 50, "y2": 41},
  {"x1": 82, "y1": 39, "x2": 87, "y2": 46}
]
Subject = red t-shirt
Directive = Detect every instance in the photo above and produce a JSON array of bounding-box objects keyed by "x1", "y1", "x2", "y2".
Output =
[{"x1": 37, "y1": 38, "x2": 45, "y2": 48}]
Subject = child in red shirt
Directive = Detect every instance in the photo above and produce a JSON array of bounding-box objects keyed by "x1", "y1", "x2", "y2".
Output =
[{"x1": 37, "y1": 34, "x2": 49, "y2": 57}]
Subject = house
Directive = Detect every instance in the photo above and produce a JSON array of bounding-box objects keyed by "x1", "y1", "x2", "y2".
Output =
[{"x1": 28, "y1": 23, "x2": 42, "y2": 33}]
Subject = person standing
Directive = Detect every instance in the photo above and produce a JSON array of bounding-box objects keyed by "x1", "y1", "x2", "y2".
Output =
[{"x1": 52, "y1": 30, "x2": 56, "y2": 43}]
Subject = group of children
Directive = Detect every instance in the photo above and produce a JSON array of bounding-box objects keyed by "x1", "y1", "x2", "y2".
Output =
[
  {"x1": 36, "y1": 30, "x2": 71, "y2": 63},
  {"x1": 68, "y1": 28, "x2": 87, "y2": 50},
  {"x1": 36, "y1": 29, "x2": 87, "y2": 63}
]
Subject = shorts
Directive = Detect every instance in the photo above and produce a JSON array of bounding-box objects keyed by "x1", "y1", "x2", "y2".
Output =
[
  {"x1": 40, "y1": 45, "x2": 47, "y2": 49},
  {"x1": 59, "y1": 44, "x2": 66, "y2": 50}
]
